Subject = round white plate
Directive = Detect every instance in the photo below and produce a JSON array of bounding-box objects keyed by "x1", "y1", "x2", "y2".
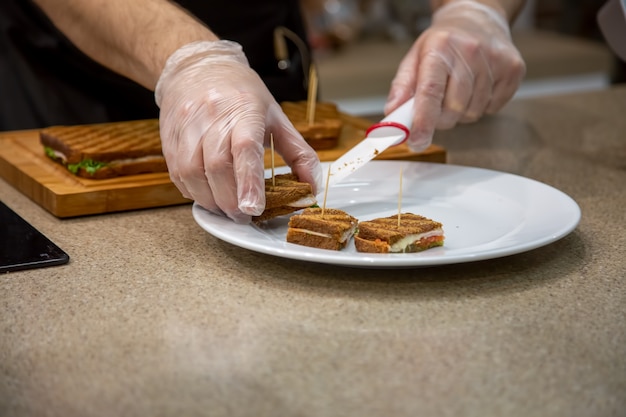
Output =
[{"x1": 192, "y1": 161, "x2": 581, "y2": 268}]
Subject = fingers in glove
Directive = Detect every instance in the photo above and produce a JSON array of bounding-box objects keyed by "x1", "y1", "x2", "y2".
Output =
[
  {"x1": 228, "y1": 112, "x2": 267, "y2": 219},
  {"x1": 459, "y1": 58, "x2": 493, "y2": 123},
  {"x1": 437, "y1": 37, "x2": 475, "y2": 129},
  {"x1": 406, "y1": 49, "x2": 449, "y2": 152},
  {"x1": 161, "y1": 121, "x2": 219, "y2": 215},
  {"x1": 163, "y1": 147, "x2": 192, "y2": 201},
  {"x1": 451, "y1": 39, "x2": 494, "y2": 124},
  {"x1": 270, "y1": 108, "x2": 323, "y2": 194},
  {"x1": 175, "y1": 127, "x2": 224, "y2": 217},
  {"x1": 485, "y1": 52, "x2": 526, "y2": 114},
  {"x1": 200, "y1": 147, "x2": 242, "y2": 225}
]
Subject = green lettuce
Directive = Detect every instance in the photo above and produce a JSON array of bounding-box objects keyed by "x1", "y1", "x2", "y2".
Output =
[
  {"x1": 67, "y1": 159, "x2": 108, "y2": 175},
  {"x1": 44, "y1": 146, "x2": 108, "y2": 175}
]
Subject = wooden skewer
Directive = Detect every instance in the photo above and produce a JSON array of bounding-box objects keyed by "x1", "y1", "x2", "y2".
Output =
[
  {"x1": 306, "y1": 65, "x2": 318, "y2": 126},
  {"x1": 397, "y1": 167, "x2": 403, "y2": 227},
  {"x1": 270, "y1": 133, "x2": 276, "y2": 187},
  {"x1": 321, "y1": 164, "x2": 331, "y2": 218}
]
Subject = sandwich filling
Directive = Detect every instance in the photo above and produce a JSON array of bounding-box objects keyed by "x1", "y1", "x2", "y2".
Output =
[
  {"x1": 389, "y1": 230, "x2": 444, "y2": 252},
  {"x1": 287, "y1": 196, "x2": 318, "y2": 208},
  {"x1": 288, "y1": 224, "x2": 357, "y2": 244},
  {"x1": 45, "y1": 146, "x2": 108, "y2": 175},
  {"x1": 44, "y1": 147, "x2": 68, "y2": 162},
  {"x1": 45, "y1": 147, "x2": 164, "y2": 176}
]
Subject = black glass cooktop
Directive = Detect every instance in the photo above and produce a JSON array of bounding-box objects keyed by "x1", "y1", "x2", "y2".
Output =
[{"x1": 0, "y1": 201, "x2": 69, "y2": 273}]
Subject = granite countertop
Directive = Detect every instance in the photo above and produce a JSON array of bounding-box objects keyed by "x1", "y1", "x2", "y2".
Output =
[{"x1": 1, "y1": 86, "x2": 625, "y2": 416}]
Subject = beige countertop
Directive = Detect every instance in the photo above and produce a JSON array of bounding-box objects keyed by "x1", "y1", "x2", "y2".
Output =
[{"x1": 1, "y1": 86, "x2": 625, "y2": 416}]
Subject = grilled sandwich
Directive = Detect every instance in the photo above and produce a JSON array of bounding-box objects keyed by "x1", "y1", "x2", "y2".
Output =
[
  {"x1": 281, "y1": 101, "x2": 343, "y2": 150},
  {"x1": 253, "y1": 173, "x2": 317, "y2": 223},
  {"x1": 355, "y1": 213, "x2": 444, "y2": 253},
  {"x1": 40, "y1": 119, "x2": 166, "y2": 179},
  {"x1": 286, "y1": 207, "x2": 358, "y2": 250}
]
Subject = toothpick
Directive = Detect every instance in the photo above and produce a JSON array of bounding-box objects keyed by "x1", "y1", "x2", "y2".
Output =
[
  {"x1": 321, "y1": 164, "x2": 331, "y2": 218},
  {"x1": 270, "y1": 133, "x2": 276, "y2": 187},
  {"x1": 306, "y1": 65, "x2": 318, "y2": 126},
  {"x1": 397, "y1": 167, "x2": 403, "y2": 227}
]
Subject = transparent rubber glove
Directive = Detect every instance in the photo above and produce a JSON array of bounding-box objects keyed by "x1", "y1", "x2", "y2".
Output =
[
  {"x1": 385, "y1": 0, "x2": 526, "y2": 152},
  {"x1": 155, "y1": 41, "x2": 323, "y2": 224}
]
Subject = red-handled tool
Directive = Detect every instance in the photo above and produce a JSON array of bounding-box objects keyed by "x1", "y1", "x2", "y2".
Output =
[{"x1": 325, "y1": 98, "x2": 414, "y2": 187}]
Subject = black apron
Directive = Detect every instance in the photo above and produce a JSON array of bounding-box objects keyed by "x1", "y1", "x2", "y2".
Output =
[{"x1": 0, "y1": 0, "x2": 310, "y2": 130}]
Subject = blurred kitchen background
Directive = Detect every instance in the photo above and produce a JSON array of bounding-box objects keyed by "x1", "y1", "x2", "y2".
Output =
[{"x1": 298, "y1": 0, "x2": 618, "y2": 117}]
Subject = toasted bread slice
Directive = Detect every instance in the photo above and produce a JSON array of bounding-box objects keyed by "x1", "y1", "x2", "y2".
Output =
[
  {"x1": 40, "y1": 119, "x2": 166, "y2": 179},
  {"x1": 253, "y1": 173, "x2": 317, "y2": 223},
  {"x1": 281, "y1": 101, "x2": 343, "y2": 150},
  {"x1": 286, "y1": 207, "x2": 358, "y2": 250},
  {"x1": 355, "y1": 213, "x2": 444, "y2": 253}
]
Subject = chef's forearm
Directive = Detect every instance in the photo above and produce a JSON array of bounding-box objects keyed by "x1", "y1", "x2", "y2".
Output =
[
  {"x1": 431, "y1": 0, "x2": 526, "y2": 22},
  {"x1": 31, "y1": 0, "x2": 219, "y2": 90}
]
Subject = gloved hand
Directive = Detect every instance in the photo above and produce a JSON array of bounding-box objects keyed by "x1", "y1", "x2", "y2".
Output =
[
  {"x1": 155, "y1": 40, "x2": 323, "y2": 224},
  {"x1": 384, "y1": 0, "x2": 526, "y2": 152}
]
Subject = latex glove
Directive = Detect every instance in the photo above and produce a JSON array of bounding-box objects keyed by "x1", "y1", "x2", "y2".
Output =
[
  {"x1": 385, "y1": 0, "x2": 526, "y2": 152},
  {"x1": 155, "y1": 40, "x2": 323, "y2": 224}
]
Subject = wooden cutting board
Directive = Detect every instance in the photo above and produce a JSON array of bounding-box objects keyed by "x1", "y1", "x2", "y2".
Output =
[{"x1": 0, "y1": 115, "x2": 445, "y2": 218}]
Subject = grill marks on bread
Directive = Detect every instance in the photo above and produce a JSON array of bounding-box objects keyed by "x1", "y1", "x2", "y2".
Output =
[
  {"x1": 287, "y1": 207, "x2": 358, "y2": 250},
  {"x1": 355, "y1": 213, "x2": 444, "y2": 253},
  {"x1": 263, "y1": 173, "x2": 314, "y2": 209},
  {"x1": 285, "y1": 210, "x2": 443, "y2": 253},
  {"x1": 40, "y1": 120, "x2": 162, "y2": 164},
  {"x1": 253, "y1": 173, "x2": 316, "y2": 223},
  {"x1": 40, "y1": 119, "x2": 167, "y2": 179}
]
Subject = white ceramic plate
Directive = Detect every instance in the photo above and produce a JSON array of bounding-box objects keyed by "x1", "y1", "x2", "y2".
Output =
[{"x1": 192, "y1": 161, "x2": 581, "y2": 268}]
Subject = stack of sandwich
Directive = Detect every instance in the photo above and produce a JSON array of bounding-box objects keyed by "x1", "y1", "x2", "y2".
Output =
[
  {"x1": 40, "y1": 119, "x2": 166, "y2": 179},
  {"x1": 280, "y1": 101, "x2": 343, "y2": 150},
  {"x1": 284, "y1": 210, "x2": 444, "y2": 253},
  {"x1": 252, "y1": 173, "x2": 318, "y2": 223},
  {"x1": 286, "y1": 207, "x2": 359, "y2": 250},
  {"x1": 253, "y1": 172, "x2": 444, "y2": 253},
  {"x1": 354, "y1": 213, "x2": 445, "y2": 253}
]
